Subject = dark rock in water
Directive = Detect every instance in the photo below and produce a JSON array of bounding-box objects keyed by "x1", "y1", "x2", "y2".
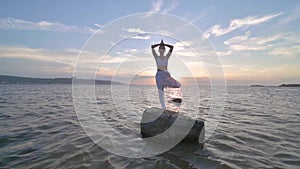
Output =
[
  {"x1": 171, "y1": 98, "x2": 182, "y2": 103},
  {"x1": 140, "y1": 107, "x2": 205, "y2": 147}
]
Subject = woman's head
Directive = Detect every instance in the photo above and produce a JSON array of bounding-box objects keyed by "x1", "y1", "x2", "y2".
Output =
[{"x1": 159, "y1": 39, "x2": 165, "y2": 55}]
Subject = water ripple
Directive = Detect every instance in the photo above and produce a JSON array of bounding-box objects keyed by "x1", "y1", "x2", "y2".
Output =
[{"x1": 0, "y1": 85, "x2": 299, "y2": 168}]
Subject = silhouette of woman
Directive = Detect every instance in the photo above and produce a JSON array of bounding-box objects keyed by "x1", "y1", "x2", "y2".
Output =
[{"x1": 151, "y1": 40, "x2": 181, "y2": 110}]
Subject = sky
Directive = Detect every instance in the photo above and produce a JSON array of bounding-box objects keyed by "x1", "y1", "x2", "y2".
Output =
[{"x1": 0, "y1": 0, "x2": 300, "y2": 86}]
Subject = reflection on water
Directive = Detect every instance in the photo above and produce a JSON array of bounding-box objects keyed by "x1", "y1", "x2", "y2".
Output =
[
  {"x1": 165, "y1": 87, "x2": 183, "y2": 112},
  {"x1": 0, "y1": 85, "x2": 300, "y2": 168}
]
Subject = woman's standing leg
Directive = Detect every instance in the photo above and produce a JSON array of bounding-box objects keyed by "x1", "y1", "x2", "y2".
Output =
[
  {"x1": 158, "y1": 89, "x2": 166, "y2": 110},
  {"x1": 156, "y1": 71, "x2": 166, "y2": 110}
]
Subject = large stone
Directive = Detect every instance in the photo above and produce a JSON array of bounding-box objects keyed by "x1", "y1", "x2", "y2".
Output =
[{"x1": 140, "y1": 107, "x2": 205, "y2": 146}]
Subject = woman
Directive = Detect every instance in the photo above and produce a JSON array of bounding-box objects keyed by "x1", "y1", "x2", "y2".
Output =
[{"x1": 151, "y1": 40, "x2": 181, "y2": 110}]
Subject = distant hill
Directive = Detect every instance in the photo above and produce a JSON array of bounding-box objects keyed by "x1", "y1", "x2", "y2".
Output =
[
  {"x1": 279, "y1": 84, "x2": 300, "y2": 87},
  {"x1": 250, "y1": 84, "x2": 300, "y2": 87},
  {"x1": 250, "y1": 85, "x2": 265, "y2": 87},
  {"x1": 0, "y1": 75, "x2": 123, "y2": 85}
]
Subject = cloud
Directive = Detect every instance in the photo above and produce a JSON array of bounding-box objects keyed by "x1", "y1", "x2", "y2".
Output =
[
  {"x1": 221, "y1": 64, "x2": 300, "y2": 85},
  {"x1": 216, "y1": 50, "x2": 232, "y2": 56},
  {"x1": 180, "y1": 63, "x2": 300, "y2": 86},
  {"x1": 204, "y1": 12, "x2": 283, "y2": 38},
  {"x1": 0, "y1": 17, "x2": 98, "y2": 34},
  {"x1": 268, "y1": 45, "x2": 300, "y2": 58},
  {"x1": 122, "y1": 27, "x2": 146, "y2": 34},
  {"x1": 130, "y1": 35, "x2": 151, "y2": 39},
  {"x1": 0, "y1": 45, "x2": 76, "y2": 65},
  {"x1": 63, "y1": 48, "x2": 138, "y2": 64},
  {"x1": 0, "y1": 44, "x2": 156, "y2": 73},
  {"x1": 150, "y1": 0, "x2": 164, "y2": 12},
  {"x1": 190, "y1": 11, "x2": 208, "y2": 24},
  {"x1": 0, "y1": 45, "x2": 147, "y2": 78},
  {"x1": 224, "y1": 31, "x2": 282, "y2": 51},
  {"x1": 0, "y1": 46, "x2": 146, "y2": 79},
  {"x1": 121, "y1": 27, "x2": 150, "y2": 39},
  {"x1": 221, "y1": 64, "x2": 236, "y2": 68},
  {"x1": 173, "y1": 41, "x2": 197, "y2": 57},
  {"x1": 149, "y1": 0, "x2": 178, "y2": 13},
  {"x1": 94, "y1": 23, "x2": 103, "y2": 28},
  {"x1": 220, "y1": 31, "x2": 300, "y2": 58},
  {"x1": 279, "y1": 5, "x2": 300, "y2": 24},
  {"x1": 162, "y1": 1, "x2": 179, "y2": 13},
  {"x1": 0, "y1": 45, "x2": 77, "y2": 77},
  {"x1": 0, "y1": 45, "x2": 134, "y2": 66}
]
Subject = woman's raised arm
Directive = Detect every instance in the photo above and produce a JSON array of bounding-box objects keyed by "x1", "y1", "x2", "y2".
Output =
[
  {"x1": 151, "y1": 43, "x2": 160, "y2": 58},
  {"x1": 164, "y1": 44, "x2": 173, "y2": 58},
  {"x1": 151, "y1": 44, "x2": 160, "y2": 49}
]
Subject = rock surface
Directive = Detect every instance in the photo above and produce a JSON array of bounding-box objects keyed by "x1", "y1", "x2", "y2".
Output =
[{"x1": 140, "y1": 107, "x2": 205, "y2": 146}]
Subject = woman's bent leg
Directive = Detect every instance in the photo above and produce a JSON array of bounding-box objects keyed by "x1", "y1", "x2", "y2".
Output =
[{"x1": 164, "y1": 76, "x2": 181, "y2": 88}]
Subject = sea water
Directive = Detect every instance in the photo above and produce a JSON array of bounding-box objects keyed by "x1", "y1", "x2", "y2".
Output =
[{"x1": 0, "y1": 84, "x2": 299, "y2": 168}]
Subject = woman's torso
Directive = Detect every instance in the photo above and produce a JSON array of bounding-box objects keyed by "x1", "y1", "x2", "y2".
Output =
[{"x1": 155, "y1": 56, "x2": 169, "y2": 71}]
